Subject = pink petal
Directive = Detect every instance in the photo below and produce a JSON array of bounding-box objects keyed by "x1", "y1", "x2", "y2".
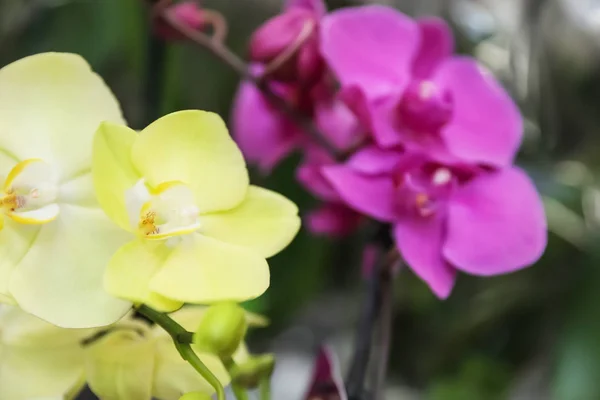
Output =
[
  {"x1": 285, "y1": 0, "x2": 327, "y2": 16},
  {"x1": 444, "y1": 167, "x2": 547, "y2": 276},
  {"x1": 339, "y1": 86, "x2": 402, "y2": 148},
  {"x1": 231, "y1": 80, "x2": 301, "y2": 172},
  {"x1": 393, "y1": 216, "x2": 457, "y2": 299},
  {"x1": 320, "y1": 6, "x2": 420, "y2": 99},
  {"x1": 322, "y1": 166, "x2": 398, "y2": 222},
  {"x1": 314, "y1": 95, "x2": 364, "y2": 152},
  {"x1": 435, "y1": 57, "x2": 523, "y2": 167},
  {"x1": 297, "y1": 163, "x2": 340, "y2": 202},
  {"x1": 412, "y1": 17, "x2": 454, "y2": 79},
  {"x1": 347, "y1": 145, "x2": 403, "y2": 175},
  {"x1": 306, "y1": 204, "x2": 362, "y2": 237},
  {"x1": 304, "y1": 346, "x2": 347, "y2": 399}
]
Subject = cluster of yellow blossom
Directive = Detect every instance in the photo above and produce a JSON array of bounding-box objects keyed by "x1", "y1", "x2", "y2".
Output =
[{"x1": 0, "y1": 52, "x2": 300, "y2": 399}]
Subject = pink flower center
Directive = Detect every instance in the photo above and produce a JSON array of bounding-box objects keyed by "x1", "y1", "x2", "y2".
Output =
[
  {"x1": 394, "y1": 165, "x2": 456, "y2": 218},
  {"x1": 397, "y1": 80, "x2": 453, "y2": 134}
]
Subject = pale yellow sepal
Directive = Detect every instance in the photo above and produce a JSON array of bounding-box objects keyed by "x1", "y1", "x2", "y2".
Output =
[{"x1": 131, "y1": 110, "x2": 249, "y2": 213}]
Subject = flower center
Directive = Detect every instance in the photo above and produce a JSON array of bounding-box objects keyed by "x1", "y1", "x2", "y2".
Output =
[
  {"x1": 394, "y1": 166, "x2": 455, "y2": 218},
  {"x1": 0, "y1": 158, "x2": 59, "y2": 226},
  {"x1": 397, "y1": 80, "x2": 453, "y2": 134},
  {"x1": 125, "y1": 179, "x2": 201, "y2": 240}
]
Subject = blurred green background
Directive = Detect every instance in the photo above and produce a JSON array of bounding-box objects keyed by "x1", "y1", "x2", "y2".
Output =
[{"x1": 3, "y1": 0, "x2": 600, "y2": 398}]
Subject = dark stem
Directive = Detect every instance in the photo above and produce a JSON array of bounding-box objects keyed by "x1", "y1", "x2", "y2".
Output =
[
  {"x1": 149, "y1": 1, "x2": 342, "y2": 160},
  {"x1": 371, "y1": 262, "x2": 397, "y2": 400},
  {"x1": 144, "y1": 29, "x2": 167, "y2": 125},
  {"x1": 345, "y1": 253, "x2": 385, "y2": 399}
]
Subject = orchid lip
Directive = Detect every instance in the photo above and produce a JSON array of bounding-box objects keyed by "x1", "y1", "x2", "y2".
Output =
[
  {"x1": 0, "y1": 158, "x2": 60, "y2": 226},
  {"x1": 126, "y1": 179, "x2": 201, "y2": 240}
]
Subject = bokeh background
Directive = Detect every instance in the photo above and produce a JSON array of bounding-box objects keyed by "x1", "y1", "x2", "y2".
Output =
[{"x1": 2, "y1": 0, "x2": 600, "y2": 398}]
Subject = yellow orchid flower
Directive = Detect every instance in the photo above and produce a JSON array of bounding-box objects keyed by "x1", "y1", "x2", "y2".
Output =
[
  {"x1": 0, "y1": 53, "x2": 131, "y2": 328},
  {"x1": 85, "y1": 308, "x2": 231, "y2": 400},
  {"x1": 93, "y1": 110, "x2": 301, "y2": 310},
  {"x1": 0, "y1": 305, "x2": 93, "y2": 400},
  {"x1": 0, "y1": 306, "x2": 231, "y2": 400}
]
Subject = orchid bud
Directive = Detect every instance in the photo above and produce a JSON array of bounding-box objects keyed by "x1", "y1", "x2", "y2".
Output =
[
  {"x1": 192, "y1": 302, "x2": 247, "y2": 359},
  {"x1": 155, "y1": 1, "x2": 205, "y2": 41},
  {"x1": 179, "y1": 392, "x2": 212, "y2": 400},
  {"x1": 249, "y1": 8, "x2": 323, "y2": 83},
  {"x1": 229, "y1": 354, "x2": 276, "y2": 389}
]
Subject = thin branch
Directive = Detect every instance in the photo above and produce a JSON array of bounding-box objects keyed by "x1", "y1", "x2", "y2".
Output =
[
  {"x1": 147, "y1": 0, "x2": 342, "y2": 160},
  {"x1": 346, "y1": 249, "x2": 398, "y2": 400},
  {"x1": 137, "y1": 305, "x2": 226, "y2": 400},
  {"x1": 371, "y1": 260, "x2": 399, "y2": 400}
]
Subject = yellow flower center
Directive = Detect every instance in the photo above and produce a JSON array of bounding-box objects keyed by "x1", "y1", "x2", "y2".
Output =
[
  {"x1": 125, "y1": 179, "x2": 201, "y2": 240},
  {"x1": 0, "y1": 158, "x2": 59, "y2": 226}
]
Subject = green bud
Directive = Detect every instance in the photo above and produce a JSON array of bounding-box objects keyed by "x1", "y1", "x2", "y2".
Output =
[
  {"x1": 230, "y1": 354, "x2": 276, "y2": 389},
  {"x1": 193, "y1": 302, "x2": 247, "y2": 359},
  {"x1": 179, "y1": 392, "x2": 212, "y2": 400}
]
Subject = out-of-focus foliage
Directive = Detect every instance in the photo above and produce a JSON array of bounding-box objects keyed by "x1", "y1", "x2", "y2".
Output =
[{"x1": 3, "y1": 0, "x2": 600, "y2": 398}]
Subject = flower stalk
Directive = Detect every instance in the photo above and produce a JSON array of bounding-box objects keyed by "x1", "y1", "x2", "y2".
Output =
[
  {"x1": 137, "y1": 304, "x2": 226, "y2": 400},
  {"x1": 145, "y1": 0, "x2": 342, "y2": 160}
]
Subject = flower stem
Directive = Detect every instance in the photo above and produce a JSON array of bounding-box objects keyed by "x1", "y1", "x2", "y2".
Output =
[
  {"x1": 137, "y1": 305, "x2": 226, "y2": 400},
  {"x1": 146, "y1": 0, "x2": 342, "y2": 160},
  {"x1": 346, "y1": 249, "x2": 398, "y2": 400},
  {"x1": 259, "y1": 377, "x2": 272, "y2": 400},
  {"x1": 371, "y1": 261, "x2": 397, "y2": 400}
]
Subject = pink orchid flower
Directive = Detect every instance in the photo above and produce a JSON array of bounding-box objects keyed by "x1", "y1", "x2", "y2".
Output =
[
  {"x1": 320, "y1": 6, "x2": 523, "y2": 167},
  {"x1": 322, "y1": 147, "x2": 547, "y2": 298}
]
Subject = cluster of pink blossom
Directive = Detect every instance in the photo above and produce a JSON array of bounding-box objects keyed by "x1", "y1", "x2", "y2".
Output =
[{"x1": 232, "y1": 0, "x2": 547, "y2": 298}]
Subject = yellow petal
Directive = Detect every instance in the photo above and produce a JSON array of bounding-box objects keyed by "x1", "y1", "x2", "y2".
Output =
[
  {"x1": 0, "y1": 305, "x2": 96, "y2": 347},
  {"x1": 0, "y1": 53, "x2": 125, "y2": 179},
  {"x1": 0, "y1": 307, "x2": 86, "y2": 400},
  {"x1": 0, "y1": 218, "x2": 39, "y2": 304},
  {"x1": 153, "y1": 338, "x2": 230, "y2": 399},
  {"x1": 132, "y1": 111, "x2": 249, "y2": 213},
  {"x1": 92, "y1": 122, "x2": 141, "y2": 231},
  {"x1": 8, "y1": 205, "x2": 132, "y2": 328},
  {"x1": 105, "y1": 239, "x2": 182, "y2": 312},
  {"x1": 201, "y1": 186, "x2": 300, "y2": 258},
  {"x1": 85, "y1": 329, "x2": 155, "y2": 400},
  {"x1": 150, "y1": 234, "x2": 269, "y2": 303}
]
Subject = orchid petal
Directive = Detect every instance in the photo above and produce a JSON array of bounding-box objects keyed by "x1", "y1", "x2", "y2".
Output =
[
  {"x1": 9, "y1": 205, "x2": 131, "y2": 328},
  {"x1": 322, "y1": 166, "x2": 397, "y2": 222},
  {"x1": 92, "y1": 122, "x2": 141, "y2": 231},
  {"x1": 201, "y1": 186, "x2": 300, "y2": 258},
  {"x1": 0, "y1": 53, "x2": 124, "y2": 179},
  {"x1": 413, "y1": 17, "x2": 454, "y2": 78},
  {"x1": 393, "y1": 216, "x2": 456, "y2": 299},
  {"x1": 150, "y1": 234, "x2": 269, "y2": 304},
  {"x1": 436, "y1": 57, "x2": 523, "y2": 167},
  {"x1": 444, "y1": 167, "x2": 547, "y2": 275},
  {"x1": 321, "y1": 6, "x2": 420, "y2": 99}
]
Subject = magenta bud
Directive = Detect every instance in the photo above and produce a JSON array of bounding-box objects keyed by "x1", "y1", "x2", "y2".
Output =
[
  {"x1": 249, "y1": 9, "x2": 323, "y2": 83},
  {"x1": 155, "y1": 1, "x2": 205, "y2": 41}
]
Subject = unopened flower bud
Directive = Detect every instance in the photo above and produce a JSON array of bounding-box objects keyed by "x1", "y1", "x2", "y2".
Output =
[
  {"x1": 155, "y1": 1, "x2": 205, "y2": 41},
  {"x1": 230, "y1": 354, "x2": 276, "y2": 389},
  {"x1": 192, "y1": 302, "x2": 247, "y2": 359},
  {"x1": 249, "y1": 9, "x2": 323, "y2": 83},
  {"x1": 179, "y1": 392, "x2": 212, "y2": 400}
]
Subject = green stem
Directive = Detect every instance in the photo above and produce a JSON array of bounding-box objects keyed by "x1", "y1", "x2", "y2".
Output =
[
  {"x1": 137, "y1": 305, "x2": 226, "y2": 400},
  {"x1": 259, "y1": 377, "x2": 271, "y2": 400},
  {"x1": 231, "y1": 383, "x2": 250, "y2": 400}
]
